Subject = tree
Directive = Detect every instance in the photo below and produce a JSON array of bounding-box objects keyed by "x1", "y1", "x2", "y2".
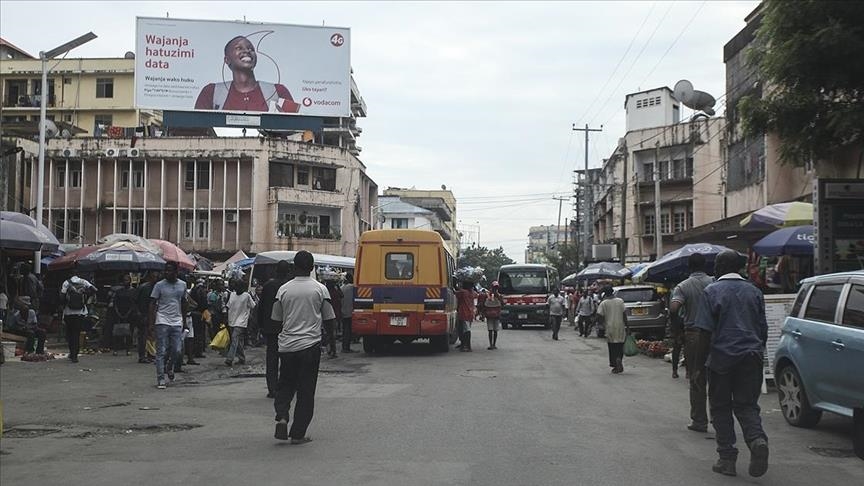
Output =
[
  {"x1": 738, "y1": 1, "x2": 864, "y2": 165},
  {"x1": 457, "y1": 245, "x2": 516, "y2": 285},
  {"x1": 542, "y1": 244, "x2": 582, "y2": 279}
]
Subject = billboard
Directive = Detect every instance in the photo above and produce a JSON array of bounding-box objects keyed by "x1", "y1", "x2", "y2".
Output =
[{"x1": 135, "y1": 17, "x2": 351, "y2": 117}]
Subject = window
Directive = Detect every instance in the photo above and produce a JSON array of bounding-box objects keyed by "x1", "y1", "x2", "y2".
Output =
[
  {"x1": 121, "y1": 162, "x2": 144, "y2": 189},
  {"x1": 269, "y1": 162, "x2": 294, "y2": 187},
  {"x1": 312, "y1": 167, "x2": 337, "y2": 191},
  {"x1": 297, "y1": 167, "x2": 309, "y2": 186},
  {"x1": 660, "y1": 213, "x2": 670, "y2": 234},
  {"x1": 69, "y1": 161, "x2": 82, "y2": 188},
  {"x1": 672, "y1": 159, "x2": 685, "y2": 179},
  {"x1": 184, "y1": 161, "x2": 210, "y2": 190},
  {"x1": 93, "y1": 114, "x2": 112, "y2": 136},
  {"x1": 52, "y1": 214, "x2": 65, "y2": 240},
  {"x1": 687, "y1": 209, "x2": 693, "y2": 230},
  {"x1": 659, "y1": 160, "x2": 669, "y2": 181},
  {"x1": 57, "y1": 164, "x2": 65, "y2": 188},
  {"x1": 643, "y1": 162, "x2": 654, "y2": 182},
  {"x1": 643, "y1": 214, "x2": 655, "y2": 235},
  {"x1": 319, "y1": 215, "x2": 331, "y2": 236},
  {"x1": 119, "y1": 211, "x2": 144, "y2": 236},
  {"x1": 391, "y1": 218, "x2": 409, "y2": 229},
  {"x1": 68, "y1": 212, "x2": 81, "y2": 241},
  {"x1": 803, "y1": 284, "x2": 844, "y2": 323},
  {"x1": 96, "y1": 78, "x2": 114, "y2": 98},
  {"x1": 4, "y1": 79, "x2": 27, "y2": 106},
  {"x1": 791, "y1": 283, "x2": 812, "y2": 317},
  {"x1": 686, "y1": 157, "x2": 694, "y2": 178},
  {"x1": 673, "y1": 211, "x2": 686, "y2": 233},
  {"x1": 183, "y1": 212, "x2": 209, "y2": 239},
  {"x1": 843, "y1": 284, "x2": 864, "y2": 328},
  {"x1": 385, "y1": 253, "x2": 414, "y2": 280}
]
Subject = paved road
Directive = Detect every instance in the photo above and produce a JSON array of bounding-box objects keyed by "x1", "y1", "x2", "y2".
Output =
[{"x1": 1, "y1": 323, "x2": 861, "y2": 485}]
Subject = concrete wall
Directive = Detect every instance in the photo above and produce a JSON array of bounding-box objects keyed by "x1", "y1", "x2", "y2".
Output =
[{"x1": 625, "y1": 87, "x2": 680, "y2": 132}]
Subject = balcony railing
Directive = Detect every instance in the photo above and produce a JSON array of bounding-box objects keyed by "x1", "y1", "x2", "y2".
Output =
[{"x1": 275, "y1": 222, "x2": 341, "y2": 240}]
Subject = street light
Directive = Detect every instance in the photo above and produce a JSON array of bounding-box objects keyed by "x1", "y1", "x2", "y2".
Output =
[{"x1": 34, "y1": 32, "x2": 97, "y2": 273}]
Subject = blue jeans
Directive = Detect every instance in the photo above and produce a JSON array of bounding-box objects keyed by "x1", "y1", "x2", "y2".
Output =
[
  {"x1": 225, "y1": 327, "x2": 246, "y2": 363},
  {"x1": 155, "y1": 324, "x2": 184, "y2": 383}
]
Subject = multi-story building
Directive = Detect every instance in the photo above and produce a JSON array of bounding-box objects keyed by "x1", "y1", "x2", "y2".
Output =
[
  {"x1": 525, "y1": 225, "x2": 569, "y2": 264},
  {"x1": 377, "y1": 195, "x2": 437, "y2": 230},
  {"x1": 0, "y1": 54, "x2": 162, "y2": 137},
  {"x1": 7, "y1": 136, "x2": 377, "y2": 257},
  {"x1": 592, "y1": 87, "x2": 725, "y2": 261},
  {"x1": 380, "y1": 187, "x2": 459, "y2": 257}
]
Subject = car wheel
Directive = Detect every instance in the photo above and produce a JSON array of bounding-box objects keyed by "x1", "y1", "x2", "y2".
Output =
[{"x1": 777, "y1": 364, "x2": 822, "y2": 428}]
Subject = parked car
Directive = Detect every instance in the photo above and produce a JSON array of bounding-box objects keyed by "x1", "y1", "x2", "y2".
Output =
[
  {"x1": 774, "y1": 270, "x2": 863, "y2": 459},
  {"x1": 612, "y1": 285, "x2": 667, "y2": 338}
]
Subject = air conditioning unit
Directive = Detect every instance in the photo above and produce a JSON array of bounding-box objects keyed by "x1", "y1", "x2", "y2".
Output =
[
  {"x1": 226, "y1": 212, "x2": 238, "y2": 223},
  {"x1": 129, "y1": 148, "x2": 141, "y2": 157},
  {"x1": 61, "y1": 148, "x2": 77, "y2": 158},
  {"x1": 105, "y1": 148, "x2": 119, "y2": 157}
]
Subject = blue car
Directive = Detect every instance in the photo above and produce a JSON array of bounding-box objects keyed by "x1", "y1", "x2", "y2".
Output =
[{"x1": 774, "y1": 271, "x2": 864, "y2": 432}]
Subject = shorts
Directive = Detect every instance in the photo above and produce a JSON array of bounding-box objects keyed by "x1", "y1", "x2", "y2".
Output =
[{"x1": 486, "y1": 318, "x2": 501, "y2": 331}]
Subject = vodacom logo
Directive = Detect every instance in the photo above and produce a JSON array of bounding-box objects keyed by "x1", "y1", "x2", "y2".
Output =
[{"x1": 302, "y1": 97, "x2": 313, "y2": 107}]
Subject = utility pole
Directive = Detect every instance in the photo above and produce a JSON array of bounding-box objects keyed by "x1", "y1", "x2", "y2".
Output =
[
  {"x1": 620, "y1": 141, "x2": 628, "y2": 263},
  {"x1": 553, "y1": 196, "x2": 568, "y2": 248},
  {"x1": 572, "y1": 123, "x2": 603, "y2": 263},
  {"x1": 654, "y1": 141, "x2": 663, "y2": 258}
]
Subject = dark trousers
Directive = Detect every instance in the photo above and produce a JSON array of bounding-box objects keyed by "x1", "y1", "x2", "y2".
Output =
[
  {"x1": 607, "y1": 342, "x2": 624, "y2": 367},
  {"x1": 323, "y1": 320, "x2": 337, "y2": 354},
  {"x1": 551, "y1": 315, "x2": 562, "y2": 339},
  {"x1": 708, "y1": 354, "x2": 767, "y2": 459},
  {"x1": 25, "y1": 329, "x2": 47, "y2": 354},
  {"x1": 264, "y1": 333, "x2": 280, "y2": 395},
  {"x1": 577, "y1": 315, "x2": 592, "y2": 336},
  {"x1": 273, "y1": 344, "x2": 321, "y2": 439},
  {"x1": 64, "y1": 314, "x2": 86, "y2": 359},
  {"x1": 671, "y1": 326, "x2": 684, "y2": 372},
  {"x1": 685, "y1": 328, "x2": 711, "y2": 428},
  {"x1": 341, "y1": 317, "x2": 352, "y2": 351},
  {"x1": 191, "y1": 311, "x2": 205, "y2": 357},
  {"x1": 135, "y1": 321, "x2": 148, "y2": 359}
]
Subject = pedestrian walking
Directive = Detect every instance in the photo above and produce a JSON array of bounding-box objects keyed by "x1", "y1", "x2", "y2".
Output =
[
  {"x1": 323, "y1": 280, "x2": 342, "y2": 358},
  {"x1": 189, "y1": 279, "x2": 209, "y2": 362},
  {"x1": 596, "y1": 286, "x2": 627, "y2": 373},
  {"x1": 694, "y1": 250, "x2": 769, "y2": 478},
  {"x1": 455, "y1": 281, "x2": 476, "y2": 351},
  {"x1": 576, "y1": 291, "x2": 596, "y2": 337},
  {"x1": 225, "y1": 279, "x2": 257, "y2": 367},
  {"x1": 484, "y1": 282, "x2": 503, "y2": 350},
  {"x1": 136, "y1": 271, "x2": 159, "y2": 363},
  {"x1": 59, "y1": 273, "x2": 96, "y2": 363},
  {"x1": 149, "y1": 262, "x2": 188, "y2": 389},
  {"x1": 271, "y1": 251, "x2": 336, "y2": 444},
  {"x1": 566, "y1": 289, "x2": 577, "y2": 327},
  {"x1": 340, "y1": 273, "x2": 355, "y2": 353},
  {"x1": 547, "y1": 288, "x2": 566, "y2": 340},
  {"x1": 259, "y1": 260, "x2": 292, "y2": 398},
  {"x1": 669, "y1": 253, "x2": 714, "y2": 432},
  {"x1": 109, "y1": 274, "x2": 138, "y2": 356}
]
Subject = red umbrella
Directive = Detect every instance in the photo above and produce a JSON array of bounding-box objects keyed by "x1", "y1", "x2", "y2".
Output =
[
  {"x1": 149, "y1": 239, "x2": 195, "y2": 271},
  {"x1": 48, "y1": 245, "x2": 101, "y2": 271}
]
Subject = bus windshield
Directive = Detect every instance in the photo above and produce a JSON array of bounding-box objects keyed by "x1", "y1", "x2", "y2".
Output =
[{"x1": 498, "y1": 270, "x2": 549, "y2": 295}]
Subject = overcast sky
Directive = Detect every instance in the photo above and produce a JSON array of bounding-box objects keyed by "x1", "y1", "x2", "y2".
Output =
[{"x1": 1, "y1": 1, "x2": 759, "y2": 262}]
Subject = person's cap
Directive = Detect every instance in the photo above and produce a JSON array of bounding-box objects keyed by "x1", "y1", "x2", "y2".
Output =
[
  {"x1": 491, "y1": 281, "x2": 499, "y2": 287},
  {"x1": 17, "y1": 296, "x2": 32, "y2": 306}
]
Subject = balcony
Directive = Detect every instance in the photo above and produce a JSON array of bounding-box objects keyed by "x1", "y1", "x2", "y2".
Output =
[
  {"x1": 267, "y1": 186, "x2": 344, "y2": 207},
  {"x1": 274, "y1": 222, "x2": 341, "y2": 240},
  {"x1": 3, "y1": 94, "x2": 56, "y2": 108}
]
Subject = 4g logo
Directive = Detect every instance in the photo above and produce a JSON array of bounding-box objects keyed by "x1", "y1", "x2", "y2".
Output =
[{"x1": 330, "y1": 33, "x2": 345, "y2": 47}]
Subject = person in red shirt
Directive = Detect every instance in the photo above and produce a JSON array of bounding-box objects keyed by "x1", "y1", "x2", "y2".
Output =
[
  {"x1": 455, "y1": 281, "x2": 477, "y2": 352},
  {"x1": 194, "y1": 35, "x2": 300, "y2": 113}
]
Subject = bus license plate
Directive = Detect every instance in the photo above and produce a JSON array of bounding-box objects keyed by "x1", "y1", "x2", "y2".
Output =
[
  {"x1": 633, "y1": 308, "x2": 648, "y2": 316},
  {"x1": 518, "y1": 313, "x2": 528, "y2": 319},
  {"x1": 390, "y1": 316, "x2": 408, "y2": 327}
]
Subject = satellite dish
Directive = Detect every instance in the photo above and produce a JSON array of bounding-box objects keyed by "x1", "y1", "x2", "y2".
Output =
[
  {"x1": 673, "y1": 79, "x2": 716, "y2": 116},
  {"x1": 441, "y1": 184, "x2": 447, "y2": 190},
  {"x1": 124, "y1": 51, "x2": 135, "y2": 59},
  {"x1": 43, "y1": 119, "x2": 59, "y2": 138}
]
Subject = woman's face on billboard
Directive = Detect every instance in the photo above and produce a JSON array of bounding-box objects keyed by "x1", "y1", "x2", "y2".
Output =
[{"x1": 225, "y1": 37, "x2": 257, "y2": 70}]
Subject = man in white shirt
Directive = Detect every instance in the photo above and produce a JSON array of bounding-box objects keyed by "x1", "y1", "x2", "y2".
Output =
[
  {"x1": 225, "y1": 279, "x2": 257, "y2": 366},
  {"x1": 270, "y1": 251, "x2": 336, "y2": 444},
  {"x1": 60, "y1": 273, "x2": 97, "y2": 363},
  {"x1": 149, "y1": 262, "x2": 188, "y2": 389},
  {"x1": 547, "y1": 289, "x2": 566, "y2": 341}
]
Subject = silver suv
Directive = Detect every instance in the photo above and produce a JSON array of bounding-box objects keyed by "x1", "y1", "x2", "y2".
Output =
[{"x1": 612, "y1": 285, "x2": 667, "y2": 338}]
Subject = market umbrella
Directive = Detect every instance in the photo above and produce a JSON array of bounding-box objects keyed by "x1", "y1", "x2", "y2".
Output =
[
  {"x1": 149, "y1": 239, "x2": 196, "y2": 271},
  {"x1": 575, "y1": 262, "x2": 631, "y2": 282},
  {"x1": 740, "y1": 202, "x2": 813, "y2": 229},
  {"x1": 752, "y1": 225, "x2": 815, "y2": 256},
  {"x1": 642, "y1": 243, "x2": 743, "y2": 283},
  {"x1": 48, "y1": 245, "x2": 102, "y2": 271},
  {"x1": 561, "y1": 273, "x2": 579, "y2": 286},
  {"x1": 72, "y1": 242, "x2": 166, "y2": 272},
  {"x1": 99, "y1": 233, "x2": 161, "y2": 254},
  {"x1": 0, "y1": 211, "x2": 60, "y2": 252}
]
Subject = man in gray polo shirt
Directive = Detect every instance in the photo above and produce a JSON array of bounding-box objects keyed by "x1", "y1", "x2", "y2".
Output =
[
  {"x1": 270, "y1": 250, "x2": 336, "y2": 444},
  {"x1": 670, "y1": 252, "x2": 714, "y2": 433}
]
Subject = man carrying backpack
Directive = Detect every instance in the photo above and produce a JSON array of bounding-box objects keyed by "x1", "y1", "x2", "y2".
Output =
[{"x1": 60, "y1": 273, "x2": 97, "y2": 363}]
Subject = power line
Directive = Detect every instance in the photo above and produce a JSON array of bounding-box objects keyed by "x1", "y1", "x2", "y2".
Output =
[{"x1": 636, "y1": 1, "x2": 707, "y2": 89}]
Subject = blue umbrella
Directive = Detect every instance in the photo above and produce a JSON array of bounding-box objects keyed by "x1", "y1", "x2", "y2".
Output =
[
  {"x1": 753, "y1": 225, "x2": 814, "y2": 256},
  {"x1": 575, "y1": 262, "x2": 630, "y2": 282},
  {"x1": 643, "y1": 243, "x2": 742, "y2": 283}
]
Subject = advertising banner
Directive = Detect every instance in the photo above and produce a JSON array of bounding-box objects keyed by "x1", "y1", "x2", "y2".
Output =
[{"x1": 135, "y1": 17, "x2": 351, "y2": 117}]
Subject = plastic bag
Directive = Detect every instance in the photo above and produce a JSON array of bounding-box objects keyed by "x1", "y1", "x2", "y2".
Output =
[
  {"x1": 624, "y1": 333, "x2": 639, "y2": 357},
  {"x1": 145, "y1": 339, "x2": 156, "y2": 356},
  {"x1": 210, "y1": 326, "x2": 230, "y2": 350}
]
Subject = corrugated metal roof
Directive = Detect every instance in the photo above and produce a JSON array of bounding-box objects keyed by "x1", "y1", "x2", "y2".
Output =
[{"x1": 378, "y1": 196, "x2": 433, "y2": 215}]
